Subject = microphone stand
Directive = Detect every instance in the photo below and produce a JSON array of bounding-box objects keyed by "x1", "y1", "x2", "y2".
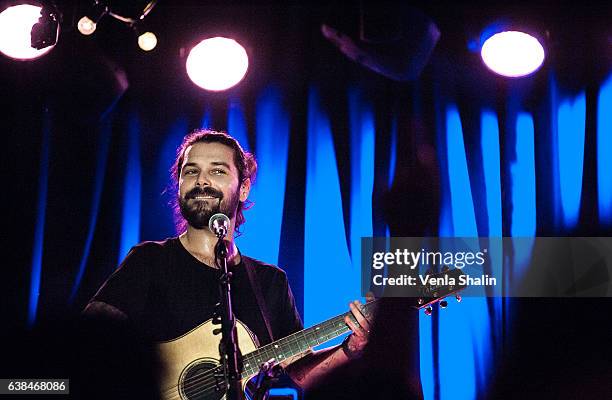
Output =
[
  {"x1": 251, "y1": 359, "x2": 283, "y2": 400},
  {"x1": 215, "y1": 233, "x2": 244, "y2": 400}
]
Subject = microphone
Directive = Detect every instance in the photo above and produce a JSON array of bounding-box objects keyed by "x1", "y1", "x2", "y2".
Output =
[{"x1": 209, "y1": 213, "x2": 230, "y2": 238}]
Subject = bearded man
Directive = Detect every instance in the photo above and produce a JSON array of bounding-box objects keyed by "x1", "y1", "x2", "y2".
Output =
[{"x1": 83, "y1": 129, "x2": 370, "y2": 394}]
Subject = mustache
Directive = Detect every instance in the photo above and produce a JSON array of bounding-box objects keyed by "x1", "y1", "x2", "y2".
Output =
[{"x1": 186, "y1": 186, "x2": 224, "y2": 200}]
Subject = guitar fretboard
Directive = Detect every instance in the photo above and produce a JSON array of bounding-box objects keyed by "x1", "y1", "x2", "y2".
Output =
[{"x1": 241, "y1": 301, "x2": 377, "y2": 377}]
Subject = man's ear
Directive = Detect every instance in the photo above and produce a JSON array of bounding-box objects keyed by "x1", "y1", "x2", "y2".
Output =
[{"x1": 239, "y1": 178, "x2": 251, "y2": 202}]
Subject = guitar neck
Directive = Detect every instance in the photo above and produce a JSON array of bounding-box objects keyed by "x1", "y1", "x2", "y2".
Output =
[
  {"x1": 241, "y1": 301, "x2": 376, "y2": 377},
  {"x1": 241, "y1": 267, "x2": 466, "y2": 377}
]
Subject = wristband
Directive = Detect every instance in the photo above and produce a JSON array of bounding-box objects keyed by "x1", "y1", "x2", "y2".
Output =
[{"x1": 341, "y1": 334, "x2": 363, "y2": 360}]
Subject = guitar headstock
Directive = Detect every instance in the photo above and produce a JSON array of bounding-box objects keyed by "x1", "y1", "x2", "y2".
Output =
[
  {"x1": 358, "y1": 267, "x2": 466, "y2": 318},
  {"x1": 412, "y1": 267, "x2": 466, "y2": 315}
]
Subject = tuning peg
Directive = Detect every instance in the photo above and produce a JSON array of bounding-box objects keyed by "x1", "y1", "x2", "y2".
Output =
[
  {"x1": 439, "y1": 300, "x2": 448, "y2": 309},
  {"x1": 424, "y1": 306, "x2": 433, "y2": 316},
  {"x1": 213, "y1": 315, "x2": 222, "y2": 325},
  {"x1": 213, "y1": 328, "x2": 222, "y2": 335},
  {"x1": 455, "y1": 294, "x2": 462, "y2": 302},
  {"x1": 418, "y1": 298, "x2": 424, "y2": 305}
]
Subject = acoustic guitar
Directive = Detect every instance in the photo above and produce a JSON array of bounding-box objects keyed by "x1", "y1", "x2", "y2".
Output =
[{"x1": 157, "y1": 269, "x2": 465, "y2": 400}]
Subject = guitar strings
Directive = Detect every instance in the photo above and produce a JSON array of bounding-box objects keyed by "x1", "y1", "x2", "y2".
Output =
[
  {"x1": 164, "y1": 295, "x2": 449, "y2": 399},
  {"x1": 162, "y1": 303, "x2": 379, "y2": 399},
  {"x1": 167, "y1": 300, "x2": 374, "y2": 397},
  {"x1": 161, "y1": 322, "x2": 346, "y2": 399},
  {"x1": 163, "y1": 324, "x2": 349, "y2": 400},
  {"x1": 161, "y1": 323, "x2": 351, "y2": 400}
]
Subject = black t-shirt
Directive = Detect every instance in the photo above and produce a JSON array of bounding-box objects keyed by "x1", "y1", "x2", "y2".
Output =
[{"x1": 89, "y1": 237, "x2": 303, "y2": 344}]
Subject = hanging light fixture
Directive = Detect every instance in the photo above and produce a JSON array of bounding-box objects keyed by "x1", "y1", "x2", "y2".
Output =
[
  {"x1": 137, "y1": 31, "x2": 157, "y2": 51},
  {"x1": 77, "y1": 0, "x2": 159, "y2": 52},
  {"x1": 0, "y1": 2, "x2": 60, "y2": 61},
  {"x1": 77, "y1": 1, "x2": 108, "y2": 36}
]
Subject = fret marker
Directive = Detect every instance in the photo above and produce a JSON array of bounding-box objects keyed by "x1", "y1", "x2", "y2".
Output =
[
  {"x1": 245, "y1": 363, "x2": 250, "y2": 367},
  {"x1": 315, "y1": 327, "x2": 320, "y2": 330},
  {"x1": 275, "y1": 344, "x2": 279, "y2": 348}
]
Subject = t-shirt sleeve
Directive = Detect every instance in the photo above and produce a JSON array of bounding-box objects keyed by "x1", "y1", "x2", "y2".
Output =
[{"x1": 85, "y1": 245, "x2": 154, "y2": 320}]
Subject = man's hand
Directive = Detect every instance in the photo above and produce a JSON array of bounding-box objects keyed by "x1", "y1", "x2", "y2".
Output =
[
  {"x1": 343, "y1": 292, "x2": 375, "y2": 358},
  {"x1": 286, "y1": 292, "x2": 376, "y2": 388}
]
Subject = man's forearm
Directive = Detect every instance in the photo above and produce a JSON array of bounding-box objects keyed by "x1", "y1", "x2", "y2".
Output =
[
  {"x1": 285, "y1": 345, "x2": 350, "y2": 390},
  {"x1": 287, "y1": 300, "x2": 371, "y2": 389}
]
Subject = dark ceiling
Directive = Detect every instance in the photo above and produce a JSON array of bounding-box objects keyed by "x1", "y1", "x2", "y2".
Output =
[{"x1": 2, "y1": 1, "x2": 611, "y2": 105}]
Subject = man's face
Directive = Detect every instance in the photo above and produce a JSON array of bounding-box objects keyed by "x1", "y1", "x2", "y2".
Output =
[{"x1": 178, "y1": 142, "x2": 249, "y2": 230}]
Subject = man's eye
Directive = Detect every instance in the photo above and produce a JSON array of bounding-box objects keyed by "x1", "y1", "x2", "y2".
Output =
[
  {"x1": 212, "y1": 169, "x2": 226, "y2": 175},
  {"x1": 184, "y1": 170, "x2": 197, "y2": 175}
]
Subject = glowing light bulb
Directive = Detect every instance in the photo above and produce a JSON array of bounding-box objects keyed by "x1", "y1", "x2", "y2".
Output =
[
  {"x1": 0, "y1": 4, "x2": 55, "y2": 60},
  {"x1": 481, "y1": 31, "x2": 545, "y2": 77},
  {"x1": 138, "y1": 31, "x2": 157, "y2": 51},
  {"x1": 186, "y1": 37, "x2": 249, "y2": 91},
  {"x1": 77, "y1": 16, "x2": 96, "y2": 35}
]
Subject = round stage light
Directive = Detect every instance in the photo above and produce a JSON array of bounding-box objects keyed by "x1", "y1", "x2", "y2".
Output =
[
  {"x1": 77, "y1": 16, "x2": 96, "y2": 35},
  {"x1": 0, "y1": 4, "x2": 56, "y2": 60},
  {"x1": 186, "y1": 37, "x2": 249, "y2": 91},
  {"x1": 481, "y1": 31, "x2": 545, "y2": 77},
  {"x1": 138, "y1": 31, "x2": 157, "y2": 51}
]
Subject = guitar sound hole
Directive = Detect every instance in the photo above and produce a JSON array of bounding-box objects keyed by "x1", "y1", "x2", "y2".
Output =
[{"x1": 181, "y1": 359, "x2": 226, "y2": 400}]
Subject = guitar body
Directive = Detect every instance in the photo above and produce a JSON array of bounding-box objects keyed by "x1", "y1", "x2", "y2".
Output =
[
  {"x1": 157, "y1": 319, "x2": 259, "y2": 400},
  {"x1": 155, "y1": 270, "x2": 464, "y2": 400}
]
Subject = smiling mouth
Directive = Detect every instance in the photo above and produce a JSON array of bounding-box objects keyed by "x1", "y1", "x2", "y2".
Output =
[{"x1": 192, "y1": 196, "x2": 217, "y2": 200}]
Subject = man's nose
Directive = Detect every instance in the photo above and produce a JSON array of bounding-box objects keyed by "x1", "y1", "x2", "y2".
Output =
[{"x1": 195, "y1": 173, "x2": 210, "y2": 186}]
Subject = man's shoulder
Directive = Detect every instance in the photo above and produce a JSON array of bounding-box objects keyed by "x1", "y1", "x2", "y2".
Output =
[
  {"x1": 123, "y1": 237, "x2": 179, "y2": 261},
  {"x1": 131, "y1": 237, "x2": 178, "y2": 252},
  {"x1": 241, "y1": 255, "x2": 288, "y2": 279}
]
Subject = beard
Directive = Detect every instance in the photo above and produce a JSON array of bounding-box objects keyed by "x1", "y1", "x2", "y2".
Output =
[{"x1": 179, "y1": 185, "x2": 240, "y2": 230}]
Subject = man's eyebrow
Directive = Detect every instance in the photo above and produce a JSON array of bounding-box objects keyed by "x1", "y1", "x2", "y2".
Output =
[
  {"x1": 182, "y1": 161, "x2": 233, "y2": 171},
  {"x1": 181, "y1": 162, "x2": 198, "y2": 170},
  {"x1": 210, "y1": 161, "x2": 232, "y2": 169}
]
